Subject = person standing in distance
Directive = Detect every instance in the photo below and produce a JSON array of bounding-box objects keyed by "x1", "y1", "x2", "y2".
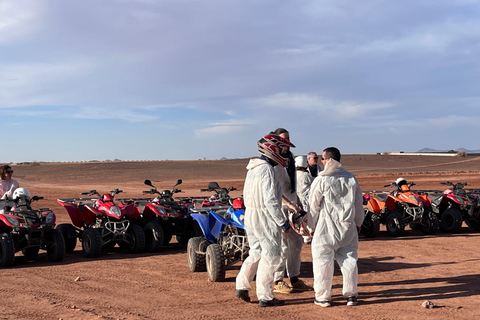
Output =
[
  {"x1": 307, "y1": 152, "x2": 322, "y2": 178},
  {"x1": 235, "y1": 134, "x2": 295, "y2": 307},
  {"x1": 307, "y1": 147, "x2": 364, "y2": 307}
]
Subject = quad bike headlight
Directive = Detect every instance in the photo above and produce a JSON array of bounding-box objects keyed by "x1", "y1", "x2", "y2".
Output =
[
  {"x1": 5, "y1": 215, "x2": 20, "y2": 226},
  {"x1": 111, "y1": 206, "x2": 122, "y2": 217},
  {"x1": 45, "y1": 212, "x2": 55, "y2": 224}
]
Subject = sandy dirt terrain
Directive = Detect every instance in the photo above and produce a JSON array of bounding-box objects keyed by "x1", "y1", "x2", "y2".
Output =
[{"x1": 1, "y1": 154, "x2": 480, "y2": 320}]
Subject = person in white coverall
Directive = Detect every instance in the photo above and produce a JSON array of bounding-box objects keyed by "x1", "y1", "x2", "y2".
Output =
[
  {"x1": 295, "y1": 156, "x2": 314, "y2": 244},
  {"x1": 271, "y1": 128, "x2": 313, "y2": 293},
  {"x1": 307, "y1": 147, "x2": 364, "y2": 307},
  {"x1": 235, "y1": 134, "x2": 295, "y2": 308}
]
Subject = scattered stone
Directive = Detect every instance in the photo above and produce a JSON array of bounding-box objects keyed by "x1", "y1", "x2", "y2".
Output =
[
  {"x1": 422, "y1": 300, "x2": 435, "y2": 309},
  {"x1": 75, "y1": 277, "x2": 81, "y2": 282}
]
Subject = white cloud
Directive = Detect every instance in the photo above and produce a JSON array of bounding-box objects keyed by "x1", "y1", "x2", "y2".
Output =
[
  {"x1": 194, "y1": 120, "x2": 255, "y2": 138},
  {"x1": 0, "y1": 0, "x2": 43, "y2": 44},
  {"x1": 254, "y1": 92, "x2": 394, "y2": 118}
]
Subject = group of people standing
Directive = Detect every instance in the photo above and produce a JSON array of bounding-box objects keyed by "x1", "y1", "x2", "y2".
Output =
[{"x1": 235, "y1": 128, "x2": 364, "y2": 308}]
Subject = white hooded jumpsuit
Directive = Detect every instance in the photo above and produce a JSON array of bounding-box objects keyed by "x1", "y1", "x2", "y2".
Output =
[
  {"x1": 236, "y1": 158, "x2": 287, "y2": 301},
  {"x1": 296, "y1": 168, "x2": 314, "y2": 242},
  {"x1": 274, "y1": 164, "x2": 303, "y2": 281},
  {"x1": 307, "y1": 159, "x2": 364, "y2": 301}
]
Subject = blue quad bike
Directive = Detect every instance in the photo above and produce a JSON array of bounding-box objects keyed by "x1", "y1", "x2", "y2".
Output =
[{"x1": 187, "y1": 206, "x2": 249, "y2": 282}]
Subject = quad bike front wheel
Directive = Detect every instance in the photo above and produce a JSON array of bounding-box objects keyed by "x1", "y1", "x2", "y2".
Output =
[
  {"x1": 56, "y1": 223, "x2": 77, "y2": 253},
  {"x1": 187, "y1": 236, "x2": 207, "y2": 272},
  {"x1": 361, "y1": 211, "x2": 380, "y2": 238},
  {"x1": 420, "y1": 211, "x2": 439, "y2": 235},
  {"x1": 46, "y1": 229, "x2": 66, "y2": 262},
  {"x1": 144, "y1": 221, "x2": 164, "y2": 252},
  {"x1": 0, "y1": 233, "x2": 15, "y2": 267},
  {"x1": 125, "y1": 224, "x2": 146, "y2": 254},
  {"x1": 385, "y1": 211, "x2": 405, "y2": 237},
  {"x1": 82, "y1": 228, "x2": 102, "y2": 258},
  {"x1": 206, "y1": 244, "x2": 226, "y2": 282},
  {"x1": 440, "y1": 208, "x2": 463, "y2": 233}
]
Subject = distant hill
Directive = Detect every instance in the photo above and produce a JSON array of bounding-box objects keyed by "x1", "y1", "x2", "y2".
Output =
[{"x1": 417, "y1": 147, "x2": 480, "y2": 153}]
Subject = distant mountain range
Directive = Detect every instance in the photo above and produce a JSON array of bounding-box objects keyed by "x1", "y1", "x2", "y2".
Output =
[{"x1": 417, "y1": 147, "x2": 480, "y2": 153}]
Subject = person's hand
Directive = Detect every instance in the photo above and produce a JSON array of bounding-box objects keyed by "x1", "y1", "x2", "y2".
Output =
[
  {"x1": 356, "y1": 226, "x2": 361, "y2": 233},
  {"x1": 281, "y1": 222, "x2": 291, "y2": 233}
]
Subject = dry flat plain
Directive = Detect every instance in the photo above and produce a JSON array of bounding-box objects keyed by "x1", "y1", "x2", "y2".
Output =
[{"x1": 1, "y1": 154, "x2": 480, "y2": 320}]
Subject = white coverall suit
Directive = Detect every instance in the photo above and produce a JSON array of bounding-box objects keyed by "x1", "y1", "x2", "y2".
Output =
[
  {"x1": 307, "y1": 159, "x2": 364, "y2": 301},
  {"x1": 236, "y1": 158, "x2": 287, "y2": 301},
  {"x1": 274, "y1": 164, "x2": 303, "y2": 281},
  {"x1": 296, "y1": 168, "x2": 314, "y2": 242}
]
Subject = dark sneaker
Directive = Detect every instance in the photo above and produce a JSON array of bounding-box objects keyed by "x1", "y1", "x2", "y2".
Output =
[
  {"x1": 291, "y1": 279, "x2": 314, "y2": 291},
  {"x1": 347, "y1": 296, "x2": 358, "y2": 306},
  {"x1": 235, "y1": 290, "x2": 251, "y2": 303},
  {"x1": 258, "y1": 298, "x2": 285, "y2": 307},
  {"x1": 314, "y1": 299, "x2": 331, "y2": 307}
]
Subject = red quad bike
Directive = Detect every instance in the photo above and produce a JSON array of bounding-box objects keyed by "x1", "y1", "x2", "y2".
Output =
[
  {"x1": 430, "y1": 181, "x2": 480, "y2": 232},
  {"x1": 0, "y1": 188, "x2": 65, "y2": 267},
  {"x1": 360, "y1": 193, "x2": 381, "y2": 238},
  {"x1": 376, "y1": 179, "x2": 438, "y2": 237},
  {"x1": 134, "y1": 179, "x2": 200, "y2": 252},
  {"x1": 56, "y1": 188, "x2": 145, "y2": 258}
]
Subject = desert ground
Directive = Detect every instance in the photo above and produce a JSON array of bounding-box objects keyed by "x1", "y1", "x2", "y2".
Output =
[{"x1": 1, "y1": 154, "x2": 480, "y2": 320}]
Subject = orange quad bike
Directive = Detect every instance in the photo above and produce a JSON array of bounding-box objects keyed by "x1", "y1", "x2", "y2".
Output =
[
  {"x1": 360, "y1": 192, "x2": 382, "y2": 238},
  {"x1": 376, "y1": 178, "x2": 438, "y2": 237}
]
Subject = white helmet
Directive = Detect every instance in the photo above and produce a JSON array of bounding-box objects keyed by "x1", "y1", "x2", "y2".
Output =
[
  {"x1": 395, "y1": 177, "x2": 407, "y2": 186},
  {"x1": 295, "y1": 156, "x2": 308, "y2": 168},
  {"x1": 13, "y1": 187, "x2": 31, "y2": 200}
]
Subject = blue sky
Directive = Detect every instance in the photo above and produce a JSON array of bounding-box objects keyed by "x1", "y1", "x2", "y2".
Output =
[{"x1": 1, "y1": 0, "x2": 479, "y2": 162}]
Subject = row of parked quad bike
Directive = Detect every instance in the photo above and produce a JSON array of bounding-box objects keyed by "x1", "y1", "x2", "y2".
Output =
[
  {"x1": 360, "y1": 178, "x2": 480, "y2": 238},
  {"x1": 0, "y1": 179, "x2": 245, "y2": 268}
]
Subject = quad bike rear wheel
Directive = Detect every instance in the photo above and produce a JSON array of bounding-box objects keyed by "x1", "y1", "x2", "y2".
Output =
[
  {"x1": 361, "y1": 211, "x2": 380, "y2": 238},
  {"x1": 56, "y1": 223, "x2": 77, "y2": 253},
  {"x1": 46, "y1": 229, "x2": 65, "y2": 262},
  {"x1": 144, "y1": 220, "x2": 164, "y2": 252},
  {"x1": 125, "y1": 224, "x2": 146, "y2": 254},
  {"x1": 386, "y1": 211, "x2": 405, "y2": 237},
  {"x1": 82, "y1": 228, "x2": 102, "y2": 258},
  {"x1": 206, "y1": 243, "x2": 226, "y2": 282},
  {"x1": 440, "y1": 208, "x2": 463, "y2": 233},
  {"x1": 420, "y1": 211, "x2": 439, "y2": 235},
  {"x1": 22, "y1": 247, "x2": 40, "y2": 260},
  {"x1": 0, "y1": 233, "x2": 15, "y2": 267},
  {"x1": 187, "y1": 236, "x2": 207, "y2": 272}
]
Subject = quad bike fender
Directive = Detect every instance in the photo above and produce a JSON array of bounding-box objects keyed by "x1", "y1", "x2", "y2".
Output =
[
  {"x1": 385, "y1": 195, "x2": 398, "y2": 212},
  {"x1": 0, "y1": 213, "x2": 21, "y2": 229},
  {"x1": 81, "y1": 205, "x2": 97, "y2": 226},
  {"x1": 57, "y1": 200, "x2": 84, "y2": 228},
  {"x1": 368, "y1": 198, "x2": 384, "y2": 215},
  {"x1": 229, "y1": 208, "x2": 245, "y2": 229},
  {"x1": 143, "y1": 203, "x2": 170, "y2": 219},
  {"x1": 208, "y1": 211, "x2": 228, "y2": 239},
  {"x1": 190, "y1": 213, "x2": 216, "y2": 243},
  {"x1": 41, "y1": 209, "x2": 56, "y2": 225},
  {"x1": 121, "y1": 203, "x2": 140, "y2": 219}
]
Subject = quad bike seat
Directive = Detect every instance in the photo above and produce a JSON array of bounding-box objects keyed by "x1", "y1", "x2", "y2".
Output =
[
  {"x1": 134, "y1": 201, "x2": 149, "y2": 214},
  {"x1": 375, "y1": 193, "x2": 388, "y2": 202}
]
